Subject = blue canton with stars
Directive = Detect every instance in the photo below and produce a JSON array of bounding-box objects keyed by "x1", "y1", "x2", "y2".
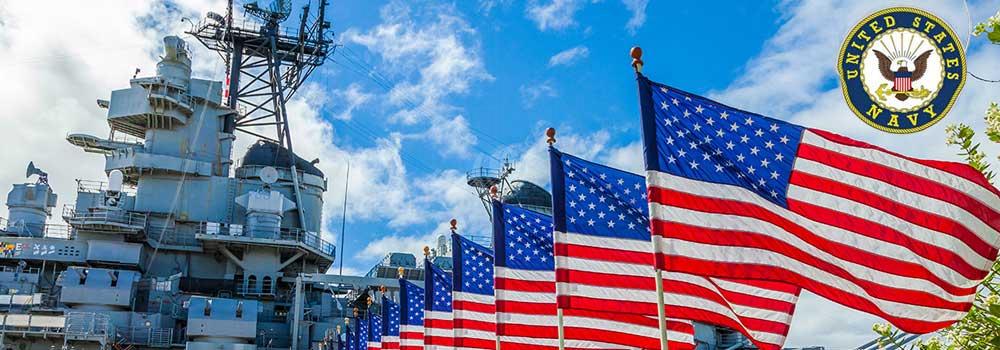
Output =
[
  {"x1": 382, "y1": 296, "x2": 400, "y2": 336},
  {"x1": 398, "y1": 279, "x2": 424, "y2": 326},
  {"x1": 550, "y1": 149, "x2": 652, "y2": 241},
  {"x1": 369, "y1": 315, "x2": 382, "y2": 343},
  {"x1": 639, "y1": 76, "x2": 804, "y2": 207},
  {"x1": 492, "y1": 201, "x2": 555, "y2": 271},
  {"x1": 453, "y1": 234, "x2": 495, "y2": 296},
  {"x1": 425, "y1": 259, "x2": 453, "y2": 312}
]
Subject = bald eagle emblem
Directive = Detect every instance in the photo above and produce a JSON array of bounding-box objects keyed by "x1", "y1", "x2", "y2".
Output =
[
  {"x1": 837, "y1": 7, "x2": 966, "y2": 134},
  {"x1": 873, "y1": 49, "x2": 932, "y2": 101}
]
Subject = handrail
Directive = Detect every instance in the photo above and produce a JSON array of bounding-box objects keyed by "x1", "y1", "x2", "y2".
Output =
[
  {"x1": 196, "y1": 222, "x2": 335, "y2": 256},
  {"x1": 76, "y1": 179, "x2": 137, "y2": 194}
]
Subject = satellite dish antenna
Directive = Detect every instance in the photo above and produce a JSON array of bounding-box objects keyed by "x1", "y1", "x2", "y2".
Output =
[
  {"x1": 260, "y1": 166, "x2": 279, "y2": 185},
  {"x1": 108, "y1": 170, "x2": 124, "y2": 193}
]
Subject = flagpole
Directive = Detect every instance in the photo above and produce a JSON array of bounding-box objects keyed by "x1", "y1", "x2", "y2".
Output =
[
  {"x1": 631, "y1": 46, "x2": 670, "y2": 350},
  {"x1": 546, "y1": 128, "x2": 567, "y2": 350}
]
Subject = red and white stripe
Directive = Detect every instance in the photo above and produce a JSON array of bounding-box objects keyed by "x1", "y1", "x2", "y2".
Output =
[
  {"x1": 424, "y1": 310, "x2": 454, "y2": 349},
  {"x1": 453, "y1": 292, "x2": 496, "y2": 350},
  {"x1": 367, "y1": 341, "x2": 381, "y2": 350},
  {"x1": 648, "y1": 129, "x2": 1000, "y2": 333},
  {"x1": 497, "y1": 267, "x2": 696, "y2": 350},
  {"x1": 554, "y1": 231, "x2": 801, "y2": 349},
  {"x1": 398, "y1": 325, "x2": 422, "y2": 350},
  {"x1": 380, "y1": 335, "x2": 398, "y2": 350},
  {"x1": 895, "y1": 76, "x2": 912, "y2": 91}
]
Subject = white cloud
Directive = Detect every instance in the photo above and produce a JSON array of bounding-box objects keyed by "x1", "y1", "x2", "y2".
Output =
[
  {"x1": 621, "y1": 0, "x2": 649, "y2": 34},
  {"x1": 548, "y1": 45, "x2": 590, "y2": 67},
  {"x1": 526, "y1": 0, "x2": 584, "y2": 31},
  {"x1": 343, "y1": 1, "x2": 493, "y2": 157},
  {"x1": 420, "y1": 115, "x2": 480, "y2": 157},
  {"x1": 330, "y1": 83, "x2": 373, "y2": 121},
  {"x1": 519, "y1": 81, "x2": 559, "y2": 107}
]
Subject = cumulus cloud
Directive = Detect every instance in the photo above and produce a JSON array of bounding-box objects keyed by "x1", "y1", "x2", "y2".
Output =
[{"x1": 548, "y1": 45, "x2": 590, "y2": 67}]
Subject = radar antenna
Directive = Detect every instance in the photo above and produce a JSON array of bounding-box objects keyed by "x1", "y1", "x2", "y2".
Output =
[
  {"x1": 187, "y1": 0, "x2": 333, "y2": 227},
  {"x1": 466, "y1": 157, "x2": 515, "y2": 221}
]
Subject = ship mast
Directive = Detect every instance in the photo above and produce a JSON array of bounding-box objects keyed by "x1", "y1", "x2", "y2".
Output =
[{"x1": 187, "y1": 0, "x2": 334, "y2": 228}]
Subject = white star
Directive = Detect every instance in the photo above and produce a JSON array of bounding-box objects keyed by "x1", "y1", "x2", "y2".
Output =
[
  {"x1": 667, "y1": 155, "x2": 676, "y2": 164},
  {"x1": 744, "y1": 117, "x2": 754, "y2": 125},
  {"x1": 770, "y1": 123, "x2": 779, "y2": 132},
  {"x1": 770, "y1": 171, "x2": 779, "y2": 179},
  {"x1": 747, "y1": 166, "x2": 756, "y2": 174},
  {"x1": 755, "y1": 129, "x2": 764, "y2": 137},
  {"x1": 684, "y1": 110, "x2": 691, "y2": 117},
  {"x1": 775, "y1": 153, "x2": 785, "y2": 161},
  {"x1": 764, "y1": 140, "x2": 775, "y2": 149},
  {"x1": 660, "y1": 101, "x2": 669, "y2": 110},
  {"x1": 758, "y1": 178, "x2": 767, "y2": 186},
  {"x1": 715, "y1": 164, "x2": 724, "y2": 172},
  {"x1": 693, "y1": 123, "x2": 701, "y2": 131},
  {"x1": 779, "y1": 135, "x2": 790, "y2": 144},
  {"x1": 720, "y1": 111, "x2": 729, "y2": 119},
  {"x1": 678, "y1": 149, "x2": 687, "y2": 158},
  {"x1": 702, "y1": 153, "x2": 711, "y2": 161},
  {"x1": 695, "y1": 105, "x2": 704, "y2": 113},
  {"x1": 750, "y1": 147, "x2": 760, "y2": 156},
  {"x1": 672, "y1": 98, "x2": 680, "y2": 106},
  {"x1": 706, "y1": 117, "x2": 715, "y2": 126},
  {"x1": 740, "y1": 135, "x2": 749, "y2": 143},
  {"x1": 689, "y1": 161, "x2": 699, "y2": 169},
  {"x1": 730, "y1": 123, "x2": 740, "y2": 132},
  {"x1": 666, "y1": 136, "x2": 674, "y2": 145},
  {"x1": 736, "y1": 154, "x2": 746, "y2": 162}
]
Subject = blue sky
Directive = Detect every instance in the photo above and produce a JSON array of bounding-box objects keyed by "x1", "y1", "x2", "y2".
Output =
[{"x1": 1, "y1": 0, "x2": 999, "y2": 348}]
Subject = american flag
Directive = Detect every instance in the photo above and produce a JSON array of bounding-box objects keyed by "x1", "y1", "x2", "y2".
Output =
[
  {"x1": 368, "y1": 315, "x2": 382, "y2": 350},
  {"x1": 424, "y1": 259, "x2": 454, "y2": 349},
  {"x1": 356, "y1": 314, "x2": 368, "y2": 350},
  {"x1": 495, "y1": 201, "x2": 695, "y2": 350},
  {"x1": 637, "y1": 75, "x2": 1000, "y2": 333},
  {"x1": 381, "y1": 296, "x2": 400, "y2": 350},
  {"x1": 550, "y1": 149, "x2": 803, "y2": 349},
  {"x1": 452, "y1": 234, "x2": 497, "y2": 350},
  {"x1": 345, "y1": 325, "x2": 355, "y2": 350},
  {"x1": 398, "y1": 279, "x2": 424, "y2": 350}
]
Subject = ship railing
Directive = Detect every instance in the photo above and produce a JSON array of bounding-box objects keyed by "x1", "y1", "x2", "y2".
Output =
[
  {"x1": 76, "y1": 179, "x2": 136, "y2": 195},
  {"x1": 0, "y1": 313, "x2": 67, "y2": 336},
  {"x1": 0, "y1": 217, "x2": 76, "y2": 240},
  {"x1": 62, "y1": 205, "x2": 148, "y2": 231},
  {"x1": 65, "y1": 312, "x2": 113, "y2": 338},
  {"x1": 115, "y1": 326, "x2": 173, "y2": 347},
  {"x1": 196, "y1": 223, "x2": 335, "y2": 257}
]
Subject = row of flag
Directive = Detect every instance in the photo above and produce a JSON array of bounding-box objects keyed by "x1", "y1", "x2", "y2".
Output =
[{"x1": 333, "y1": 71, "x2": 1000, "y2": 350}]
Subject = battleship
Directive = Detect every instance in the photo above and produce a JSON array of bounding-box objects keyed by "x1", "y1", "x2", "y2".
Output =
[{"x1": 0, "y1": 1, "x2": 857, "y2": 350}]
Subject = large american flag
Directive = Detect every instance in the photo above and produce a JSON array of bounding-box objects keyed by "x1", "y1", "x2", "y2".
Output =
[
  {"x1": 398, "y1": 279, "x2": 424, "y2": 350},
  {"x1": 368, "y1": 315, "x2": 382, "y2": 350},
  {"x1": 550, "y1": 149, "x2": 803, "y2": 349},
  {"x1": 424, "y1": 259, "x2": 454, "y2": 349},
  {"x1": 637, "y1": 75, "x2": 1000, "y2": 333},
  {"x1": 494, "y1": 201, "x2": 696, "y2": 350},
  {"x1": 381, "y1": 296, "x2": 400, "y2": 350},
  {"x1": 451, "y1": 234, "x2": 497, "y2": 350}
]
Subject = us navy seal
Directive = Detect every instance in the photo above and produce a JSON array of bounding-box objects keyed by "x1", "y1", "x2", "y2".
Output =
[{"x1": 837, "y1": 7, "x2": 966, "y2": 134}]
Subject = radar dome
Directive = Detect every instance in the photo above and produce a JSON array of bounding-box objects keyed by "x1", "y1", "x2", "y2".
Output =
[
  {"x1": 240, "y1": 140, "x2": 324, "y2": 177},
  {"x1": 502, "y1": 180, "x2": 552, "y2": 214}
]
